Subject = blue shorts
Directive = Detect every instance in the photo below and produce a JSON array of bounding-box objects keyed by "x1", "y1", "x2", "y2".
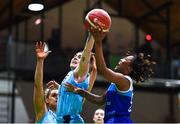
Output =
[{"x1": 105, "y1": 116, "x2": 133, "y2": 123}]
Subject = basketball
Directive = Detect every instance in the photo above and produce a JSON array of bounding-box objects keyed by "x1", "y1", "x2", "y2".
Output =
[{"x1": 85, "y1": 9, "x2": 111, "y2": 32}]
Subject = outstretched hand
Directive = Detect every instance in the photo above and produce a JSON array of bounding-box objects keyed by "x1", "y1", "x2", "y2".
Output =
[
  {"x1": 47, "y1": 80, "x2": 60, "y2": 90},
  {"x1": 64, "y1": 82, "x2": 80, "y2": 94},
  {"x1": 35, "y1": 41, "x2": 51, "y2": 60},
  {"x1": 90, "y1": 26, "x2": 107, "y2": 43}
]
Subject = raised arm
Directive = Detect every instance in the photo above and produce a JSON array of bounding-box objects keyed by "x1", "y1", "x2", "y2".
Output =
[
  {"x1": 34, "y1": 41, "x2": 51, "y2": 121},
  {"x1": 93, "y1": 29, "x2": 130, "y2": 90},
  {"x1": 64, "y1": 82, "x2": 105, "y2": 105},
  {"x1": 74, "y1": 33, "x2": 95, "y2": 82}
]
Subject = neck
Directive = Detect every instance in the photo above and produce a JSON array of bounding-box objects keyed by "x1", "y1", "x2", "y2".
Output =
[{"x1": 49, "y1": 107, "x2": 56, "y2": 112}]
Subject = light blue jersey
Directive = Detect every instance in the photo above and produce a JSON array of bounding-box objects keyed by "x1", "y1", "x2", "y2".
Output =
[
  {"x1": 104, "y1": 76, "x2": 134, "y2": 123},
  {"x1": 37, "y1": 109, "x2": 56, "y2": 123},
  {"x1": 56, "y1": 71, "x2": 89, "y2": 123}
]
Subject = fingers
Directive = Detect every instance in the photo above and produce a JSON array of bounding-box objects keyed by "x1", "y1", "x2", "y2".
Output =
[
  {"x1": 35, "y1": 41, "x2": 46, "y2": 51},
  {"x1": 47, "y1": 80, "x2": 59, "y2": 89},
  {"x1": 91, "y1": 52, "x2": 95, "y2": 56},
  {"x1": 42, "y1": 42, "x2": 45, "y2": 50},
  {"x1": 63, "y1": 82, "x2": 72, "y2": 88},
  {"x1": 47, "y1": 80, "x2": 54, "y2": 87},
  {"x1": 89, "y1": 25, "x2": 107, "y2": 42},
  {"x1": 48, "y1": 85, "x2": 55, "y2": 90},
  {"x1": 63, "y1": 82, "x2": 76, "y2": 92},
  {"x1": 46, "y1": 50, "x2": 51, "y2": 54},
  {"x1": 36, "y1": 42, "x2": 38, "y2": 49},
  {"x1": 89, "y1": 25, "x2": 103, "y2": 34},
  {"x1": 36, "y1": 41, "x2": 42, "y2": 48},
  {"x1": 63, "y1": 83, "x2": 71, "y2": 91}
]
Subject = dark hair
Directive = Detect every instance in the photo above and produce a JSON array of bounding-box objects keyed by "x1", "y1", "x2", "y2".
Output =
[{"x1": 129, "y1": 53, "x2": 155, "y2": 83}]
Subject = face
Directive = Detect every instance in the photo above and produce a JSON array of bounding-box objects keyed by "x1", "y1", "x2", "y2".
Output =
[
  {"x1": 93, "y1": 109, "x2": 105, "y2": 124},
  {"x1": 46, "y1": 89, "x2": 58, "y2": 111},
  {"x1": 114, "y1": 55, "x2": 134, "y2": 75},
  {"x1": 70, "y1": 52, "x2": 82, "y2": 70}
]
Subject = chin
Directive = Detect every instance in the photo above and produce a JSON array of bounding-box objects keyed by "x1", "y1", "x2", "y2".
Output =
[
  {"x1": 70, "y1": 65, "x2": 76, "y2": 70},
  {"x1": 115, "y1": 69, "x2": 122, "y2": 74},
  {"x1": 95, "y1": 121, "x2": 103, "y2": 124}
]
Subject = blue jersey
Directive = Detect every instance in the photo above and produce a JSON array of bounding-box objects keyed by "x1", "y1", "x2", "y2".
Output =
[
  {"x1": 104, "y1": 76, "x2": 134, "y2": 123},
  {"x1": 37, "y1": 109, "x2": 56, "y2": 123},
  {"x1": 56, "y1": 71, "x2": 89, "y2": 123}
]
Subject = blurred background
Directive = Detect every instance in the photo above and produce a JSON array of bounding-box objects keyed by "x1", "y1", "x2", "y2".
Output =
[{"x1": 0, "y1": 0, "x2": 179, "y2": 123}]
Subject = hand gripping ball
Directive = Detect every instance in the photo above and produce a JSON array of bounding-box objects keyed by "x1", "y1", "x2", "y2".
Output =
[{"x1": 85, "y1": 9, "x2": 111, "y2": 32}]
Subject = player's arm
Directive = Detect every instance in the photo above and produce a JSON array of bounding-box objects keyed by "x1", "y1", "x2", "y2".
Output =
[
  {"x1": 74, "y1": 33, "x2": 94, "y2": 82},
  {"x1": 87, "y1": 54, "x2": 97, "y2": 92},
  {"x1": 93, "y1": 29, "x2": 130, "y2": 90},
  {"x1": 82, "y1": 54, "x2": 97, "y2": 103},
  {"x1": 64, "y1": 82, "x2": 105, "y2": 105},
  {"x1": 34, "y1": 42, "x2": 50, "y2": 121}
]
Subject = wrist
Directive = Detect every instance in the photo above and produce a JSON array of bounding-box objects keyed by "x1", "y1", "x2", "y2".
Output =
[
  {"x1": 77, "y1": 88, "x2": 85, "y2": 97},
  {"x1": 76, "y1": 88, "x2": 81, "y2": 94},
  {"x1": 37, "y1": 58, "x2": 45, "y2": 62},
  {"x1": 95, "y1": 40, "x2": 101, "y2": 45}
]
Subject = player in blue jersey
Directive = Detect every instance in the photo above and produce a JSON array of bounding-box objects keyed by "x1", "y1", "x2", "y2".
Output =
[
  {"x1": 34, "y1": 41, "x2": 58, "y2": 123},
  {"x1": 55, "y1": 32, "x2": 97, "y2": 123},
  {"x1": 64, "y1": 28, "x2": 155, "y2": 123}
]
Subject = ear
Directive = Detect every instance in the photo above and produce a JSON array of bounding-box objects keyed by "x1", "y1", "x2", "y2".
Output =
[
  {"x1": 128, "y1": 66, "x2": 133, "y2": 73},
  {"x1": 45, "y1": 98, "x2": 49, "y2": 104},
  {"x1": 129, "y1": 66, "x2": 133, "y2": 72},
  {"x1": 93, "y1": 117, "x2": 95, "y2": 122}
]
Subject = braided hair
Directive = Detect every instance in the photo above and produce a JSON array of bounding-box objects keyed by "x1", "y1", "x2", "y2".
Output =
[{"x1": 129, "y1": 53, "x2": 156, "y2": 83}]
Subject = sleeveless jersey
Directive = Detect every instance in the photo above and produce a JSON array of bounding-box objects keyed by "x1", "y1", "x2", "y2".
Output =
[
  {"x1": 37, "y1": 109, "x2": 56, "y2": 123},
  {"x1": 56, "y1": 71, "x2": 89, "y2": 123},
  {"x1": 104, "y1": 75, "x2": 134, "y2": 123}
]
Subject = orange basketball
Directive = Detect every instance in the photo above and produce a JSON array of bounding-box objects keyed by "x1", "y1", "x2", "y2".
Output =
[{"x1": 85, "y1": 9, "x2": 111, "y2": 32}]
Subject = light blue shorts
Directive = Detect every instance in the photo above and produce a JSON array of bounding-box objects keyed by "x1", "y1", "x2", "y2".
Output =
[{"x1": 56, "y1": 114, "x2": 84, "y2": 123}]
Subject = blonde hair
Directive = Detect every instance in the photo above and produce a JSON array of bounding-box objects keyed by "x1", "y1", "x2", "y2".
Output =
[{"x1": 44, "y1": 88, "x2": 51, "y2": 99}]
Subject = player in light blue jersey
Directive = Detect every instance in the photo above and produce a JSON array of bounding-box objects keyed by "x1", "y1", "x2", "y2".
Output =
[
  {"x1": 64, "y1": 27, "x2": 155, "y2": 123},
  {"x1": 93, "y1": 108, "x2": 105, "y2": 124},
  {"x1": 34, "y1": 41, "x2": 58, "y2": 123},
  {"x1": 55, "y1": 32, "x2": 97, "y2": 123}
]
